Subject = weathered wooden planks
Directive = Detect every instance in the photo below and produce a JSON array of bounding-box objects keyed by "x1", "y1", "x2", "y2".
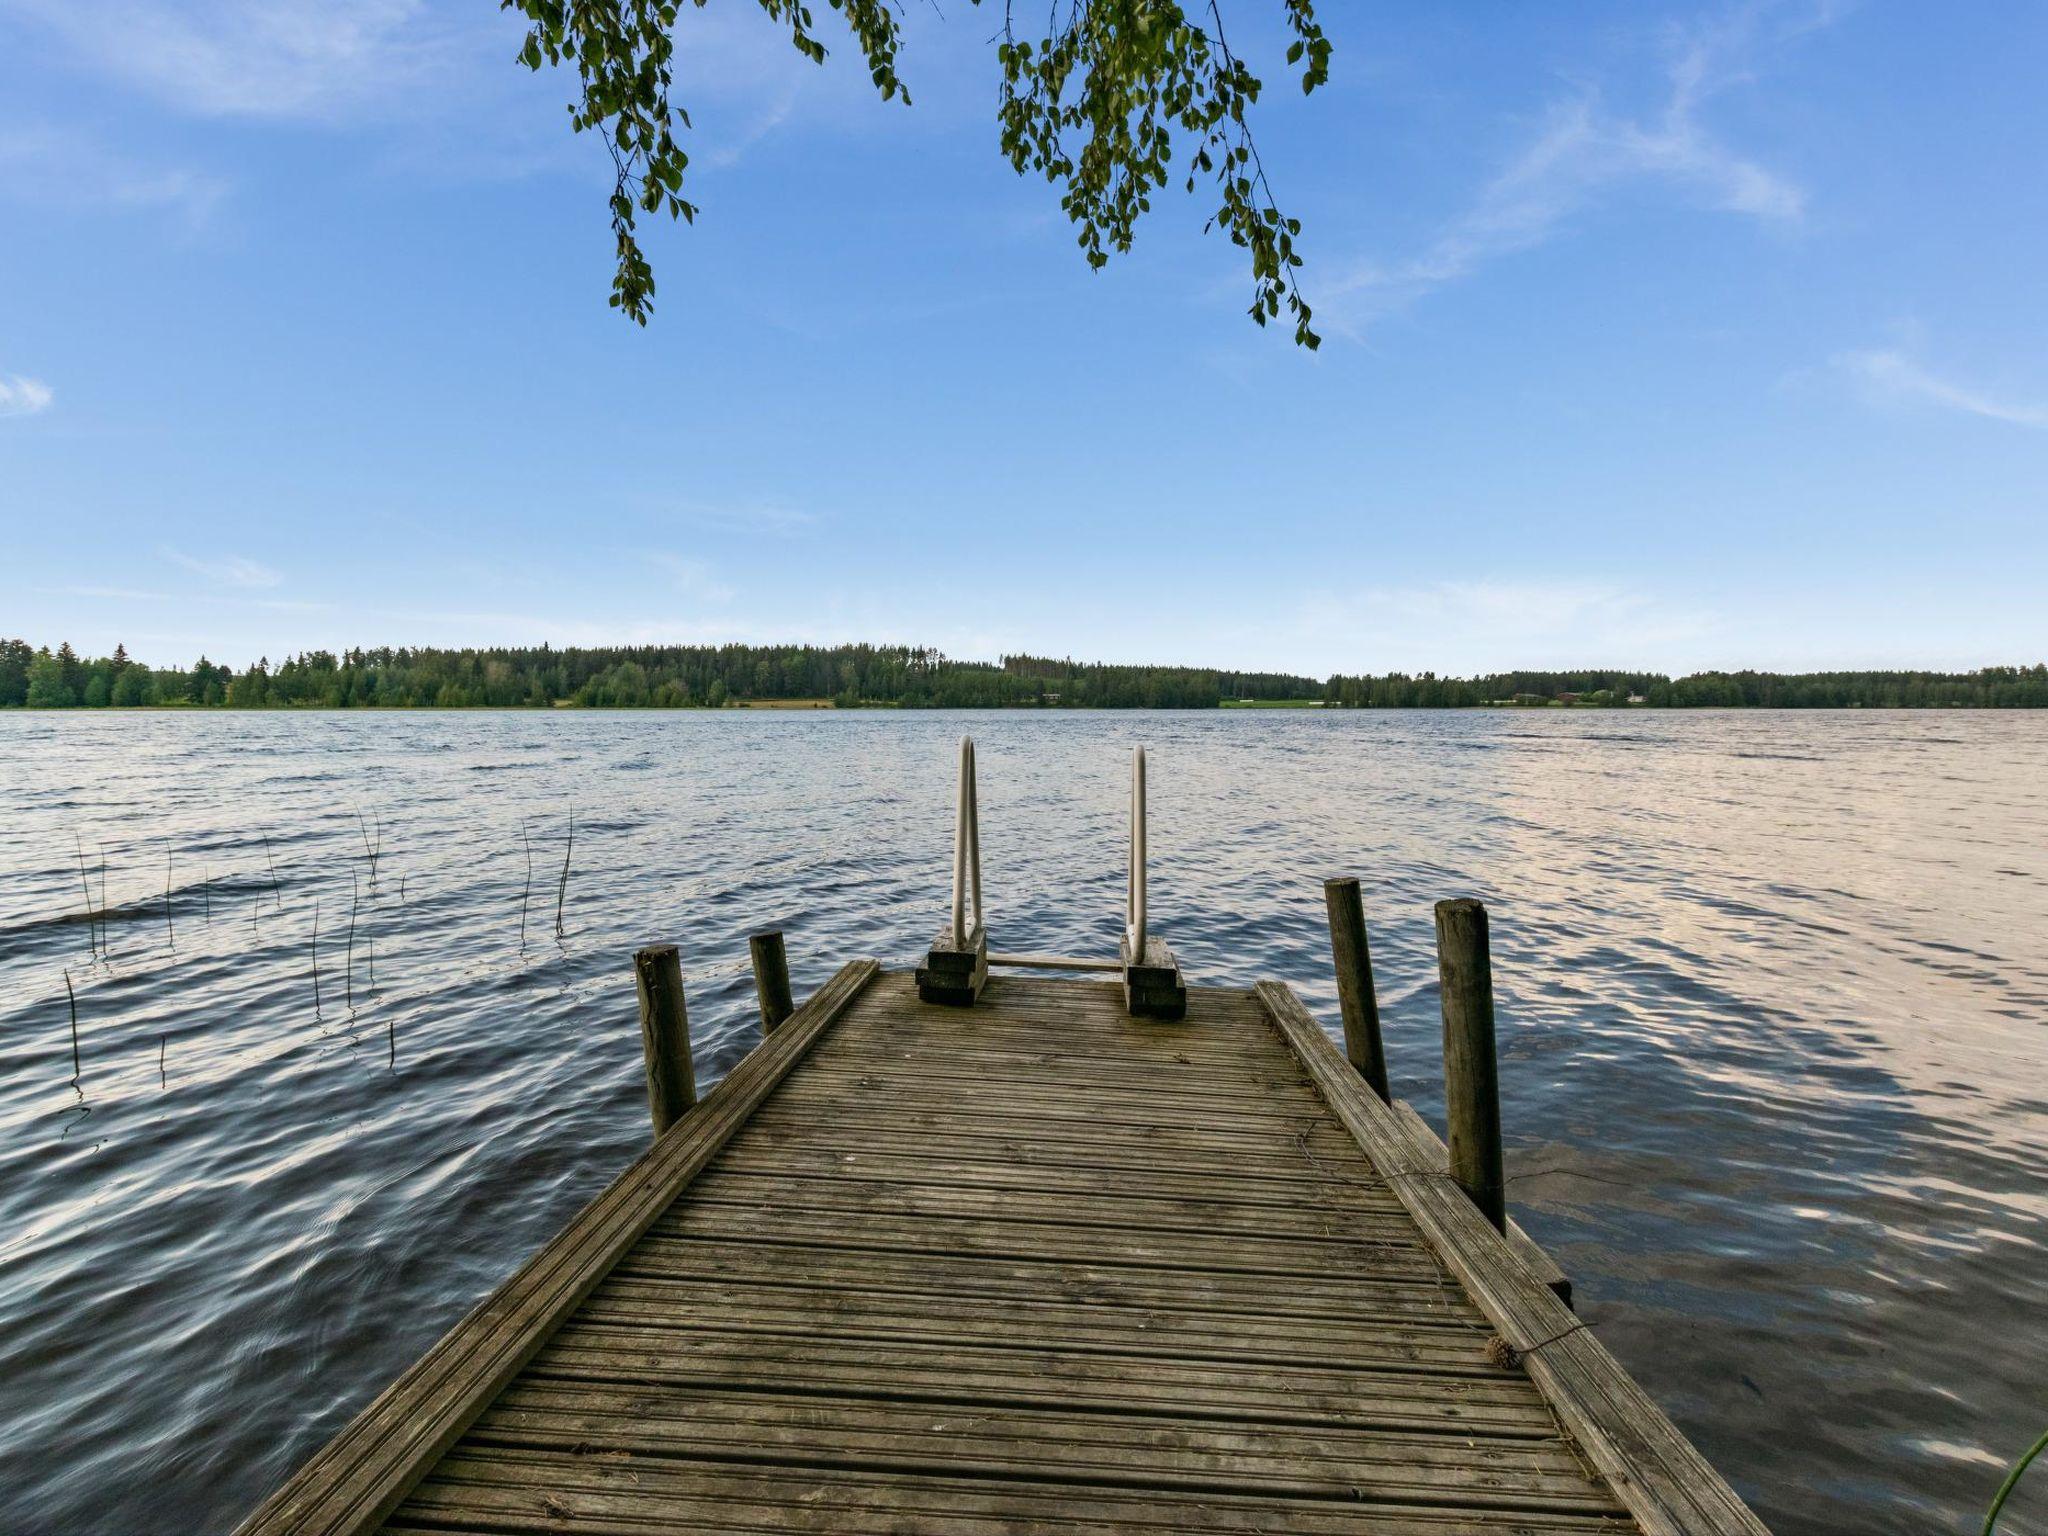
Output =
[
  {"x1": 608, "y1": 1236, "x2": 1482, "y2": 1324},
  {"x1": 522, "y1": 1327, "x2": 1560, "y2": 1438},
  {"x1": 233, "y1": 960, "x2": 881, "y2": 1536},
  {"x1": 242, "y1": 962, "x2": 1763, "y2": 1536},
  {"x1": 1258, "y1": 979, "x2": 1768, "y2": 1536},
  {"x1": 390, "y1": 1451, "x2": 1641, "y2": 1536},
  {"x1": 466, "y1": 1382, "x2": 1621, "y2": 1510}
]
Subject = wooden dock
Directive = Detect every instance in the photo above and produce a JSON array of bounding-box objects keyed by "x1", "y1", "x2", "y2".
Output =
[{"x1": 238, "y1": 964, "x2": 1767, "y2": 1536}]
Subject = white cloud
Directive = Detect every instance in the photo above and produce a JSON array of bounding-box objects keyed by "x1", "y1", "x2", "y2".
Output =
[
  {"x1": 1288, "y1": 579, "x2": 1720, "y2": 674},
  {"x1": 700, "y1": 83, "x2": 802, "y2": 171},
  {"x1": 0, "y1": 126, "x2": 230, "y2": 233},
  {"x1": 0, "y1": 373, "x2": 53, "y2": 417},
  {"x1": 0, "y1": 0, "x2": 477, "y2": 120},
  {"x1": 363, "y1": 610, "x2": 769, "y2": 649},
  {"x1": 53, "y1": 585, "x2": 172, "y2": 601},
  {"x1": 0, "y1": 0, "x2": 874, "y2": 132},
  {"x1": 647, "y1": 554, "x2": 737, "y2": 604},
  {"x1": 163, "y1": 548, "x2": 285, "y2": 588},
  {"x1": 669, "y1": 500, "x2": 820, "y2": 534},
  {"x1": 1326, "y1": 2, "x2": 1824, "y2": 334},
  {"x1": 1832, "y1": 348, "x2": 2048, "y2": 430},
  {"x1": 51, "y1": 583, "x2": 335, "y2": 614}
]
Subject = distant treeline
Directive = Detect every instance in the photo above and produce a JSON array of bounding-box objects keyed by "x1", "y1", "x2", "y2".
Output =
[
  {"x1": 4, "y1": 640, "x2": 2044, "y2": 709},
  {"x1": 0, "y1": 640, "x2": 1316, "y2": 709},
  {"x1": 1319, "y1": 667, "x2": 2048, "y2": 708}
]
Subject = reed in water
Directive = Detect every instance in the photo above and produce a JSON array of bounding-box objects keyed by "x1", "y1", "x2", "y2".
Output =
[
  {"x1": 554, "y1": 811, "x2": 574, "y2": 939},
  {"x1": 519, "y1": 818, "x2": 533, "y2": 951},
  {"x1": 72, "y1": 834, "x2": 97, "y2": 961},
  {"x1": 63, "y1": 967, "x2": 80, "y2": 1084}
]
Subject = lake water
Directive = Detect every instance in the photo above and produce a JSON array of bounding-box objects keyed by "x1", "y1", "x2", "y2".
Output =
[{"x1": 0, "y1": 709, "x2": 2043, "y2": 1535}]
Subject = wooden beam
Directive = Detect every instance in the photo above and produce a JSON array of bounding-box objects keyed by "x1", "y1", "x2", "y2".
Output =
[
  {"x1": 1323, "y1": 876, "x2": 1389, "y2": 1099},
  {"x1": 633, "y1": 944, "x2": 696, "y2": 1136},
  {"x1": 233, "y1": 958, "x2": 880, "y2": 1536},
  {"x1": 748, "y1": 930, "x2": 795, "y2": 1034},
  {"x1": 1387, "y1": 1098, "x2": 1573, "y2": 1310},
  {"x1": 1434, "y1": 898, "x2": 1505, "y2": 1230},
  {"x1": 1255, "y1": 980, "x2": 1769, "y2": 1536},
  {"x1": 1120, "y1": 932, "x2": 1187, "y2": 1020},
  {"x1": 916, "y1": 922, "x2": 987, "y2": 1006}
]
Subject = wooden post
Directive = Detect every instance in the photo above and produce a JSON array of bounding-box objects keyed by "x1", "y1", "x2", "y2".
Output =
[
  {"x1": 749, "y1": 930, "x2": 794, "y2": 1034},
  {"x1": 1323, "y1": 877, "x2": 1388, "y2": 1100},
  {"x1": 633, "y1": 944, "x2": 696, "y2": 1137},
  {"x1": 1434, "y1": 898, "x2": 1504, "y2": 1231}
]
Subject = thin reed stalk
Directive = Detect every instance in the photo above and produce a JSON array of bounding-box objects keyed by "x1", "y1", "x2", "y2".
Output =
[
  {"x1": 554, "y1": 810, "x2": 575, "y2": 938},
  {"x1": 73, "y1": 833, "x2": 97, "y2": 961},
  {"x1": 346, "y1": 869, "x2": 358, "y2": 1006},
  {"x1": 64, "y1": 967, "x2": 80, "y2": 1083},
  {"x1": 519, "y1": 818, "x2": 533, "y2": 950},
  {"x1": 356, "y1": 806, "x2": 382, "y2": 888},
  {"x1": 264, "y1": 833, "x2": 281, "y2": 906},
  {"x1": 311, "y1": 896, "x2": 322, "y2": 1017},
  {"x1": 163, "y1": 848, "x2": 175, "y2": 952}
]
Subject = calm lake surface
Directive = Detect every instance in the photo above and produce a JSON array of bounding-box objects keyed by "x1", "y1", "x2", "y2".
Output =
[{"x1": 0, "y1": 709, "x2": 2043, "y2": 1535}]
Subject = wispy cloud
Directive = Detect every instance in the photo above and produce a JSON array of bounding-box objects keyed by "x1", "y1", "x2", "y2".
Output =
[
  {"x1": 163, "y1": 548, "x2": 285, "y2": 588},
  {"x1": 1326, "y1": 2, "x2": 1829, "y2": 334},
  {"x1": 0, "y1": 0, "x2": 479, "y2": 120},
  {"x1": 53, "y1": 582, "x2": 333, "y2": 612},
  {"x1": 647, "y1": 554, "x2": 737, "y2": 604},
  {"x1": 700, "y1": 83, "x2": 802, "y2": 171},
  {"x1": 361, "y1": 610, "x2": 770, "y2": 649},
  {"x1": 1290, "y1": 579, "x2": 1720, "y2": 673},
  {"x1": 1832, "y1": 348, "x2": 2048, "y2": 430},
  {"x1": 669, "y1": 500, "x2": 821, "y2": 535},
  {"x1": 0, "y1": 373, "x2": 53, "y2": 417},
  {"x1": 52, "y1": 584, "x2": 173, "y2": 602},
  {"x1": 0, "y1": 126, "x2": 230, "y2": 233}
]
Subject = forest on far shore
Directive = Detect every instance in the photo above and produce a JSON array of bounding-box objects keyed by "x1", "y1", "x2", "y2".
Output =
[{"x1": 4, "y1": 639, "x2": 2045, "y2": 710}]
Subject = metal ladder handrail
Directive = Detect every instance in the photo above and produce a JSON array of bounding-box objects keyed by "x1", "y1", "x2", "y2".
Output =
[
  {"x1": 950, "y1": 736, "x2": 1148, "y2": 970},
  {"x1": 1126, "y1": 745, "x2": 1146, "y2": 961},
  {"x1": 949, "y1": 735, "x2": 982, "y2": 948}
]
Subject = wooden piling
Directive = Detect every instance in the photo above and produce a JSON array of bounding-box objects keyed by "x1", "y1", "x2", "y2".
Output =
[
  {"x1": 1434, "y1": 898, "x2": 1505, "y2": 1231},
  {"x1": 1322, "y1": 876, "x2": 1388, "y2": 1100},
  {"x1": 749, "y1": 930, "x2": 795, "y2": 1034},
  {"x1": 633, "y1": 944, "x2": 696, "y2": 1136}
]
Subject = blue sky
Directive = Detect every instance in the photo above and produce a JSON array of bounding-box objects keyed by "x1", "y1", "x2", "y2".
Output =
[{"x1": 1, "y1": 0, "x2": 2044, "y2": 677}]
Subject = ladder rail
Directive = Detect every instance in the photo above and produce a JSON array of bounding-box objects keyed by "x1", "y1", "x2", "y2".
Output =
[
  {"x1": 949, "y1": 735, "x2": 982, "y2": 948},
  {"x1": 947, "y1": 736, "x2": 1147, "y2": 961},
  {"x1": 1126, "y1": 744, "x2": 1147, "y2": 959}
]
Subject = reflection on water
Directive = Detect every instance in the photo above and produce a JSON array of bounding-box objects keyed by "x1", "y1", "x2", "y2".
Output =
[{"x1": 1, "y1": 710, "x2": 2043, "y2": 1535}]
